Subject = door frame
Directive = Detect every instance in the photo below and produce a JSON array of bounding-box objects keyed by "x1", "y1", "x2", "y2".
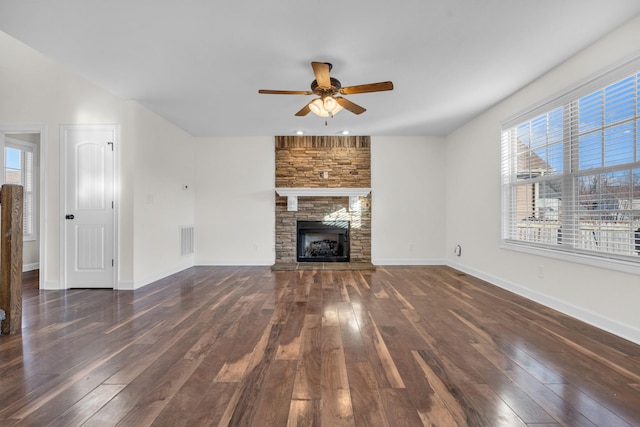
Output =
[
  {"x1": 60, "y1": 124, "x2": 120, "y2": 290},
  {"x1": 0, "y1": 124, "x2": 47, "y2": 290}
]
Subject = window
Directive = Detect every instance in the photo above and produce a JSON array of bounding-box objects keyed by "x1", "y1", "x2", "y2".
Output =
[
  {"x1": 4, "y1": 138, "x2": 36, "y2": 241},
  {"x1": 502, "y1": 61, "x2": 640, "y2": 267}
]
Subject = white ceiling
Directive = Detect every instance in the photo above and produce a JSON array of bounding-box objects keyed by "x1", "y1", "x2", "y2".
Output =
[{"x1": 1, "y1": 0, "x2": 640, "y2": 137}]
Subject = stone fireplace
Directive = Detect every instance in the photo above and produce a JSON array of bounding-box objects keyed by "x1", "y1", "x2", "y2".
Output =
[{"x1": 274, "y1": 136, "x2": 372, "y2": 268}]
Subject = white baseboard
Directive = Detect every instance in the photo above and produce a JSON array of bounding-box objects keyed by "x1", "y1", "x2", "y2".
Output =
[
  {"x1": 23, "y1": 262, "x2": 39, "y2": 272},
  {"x1": 116, "y1": 280, "x2": 135, "y2": 290},
  {"x1": 447, "y1": 261, "x2": 640, "y2": 346},
  {"x1": 132, "y1": 263, "x2": 195, "y2": 290},
  {"x1": 373, "y1": 258, "x2": 445, "y2": 266},
  {"x1": 195, "y1": 258, "x2": 274, "y2": 266},
  {"x1": 42, "y1": 280, "x2": 60, "y2": 290}
]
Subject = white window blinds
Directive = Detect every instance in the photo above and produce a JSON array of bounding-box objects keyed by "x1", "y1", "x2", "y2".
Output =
[
  {"x1": 502, "y1": 63, "x2": 640, "y2": 262},
  {"x1": 5, "y1": 140, "x2": 36, "y2": 241}
]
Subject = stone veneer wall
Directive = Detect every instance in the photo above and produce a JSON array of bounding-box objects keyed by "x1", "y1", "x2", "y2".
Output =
[{"x1": 275, "y1": 136, "x2": 371, "y2": 264}]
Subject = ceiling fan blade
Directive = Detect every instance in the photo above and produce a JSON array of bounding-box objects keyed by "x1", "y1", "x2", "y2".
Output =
[
  {"x1": 340, "y1": 81, "x2": 394, "y2": 95},
  {"x1": 311, "y1": 62, "x2": 331, "y2": 88},
  {"x1": 295, "y1": 102, "x2": 312, "y2": 116},
  {"x1": 335, "y1": 97, "x2": 366, "y2": 115},
  {"x1": 259, "y1": 89, "x2": 314, "y2": 95}
]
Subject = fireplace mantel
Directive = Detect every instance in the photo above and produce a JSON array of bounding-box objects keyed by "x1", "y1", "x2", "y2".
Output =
[
  {"x1": 275, "y1": 188, "x2": 371, "y2": 211},
  {"x1": 275, "y1": 188, "x2": 371, "y2": 197}
]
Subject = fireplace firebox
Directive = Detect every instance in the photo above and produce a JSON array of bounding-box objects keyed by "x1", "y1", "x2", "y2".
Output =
[{"x1": 297, "y1": 221, "x2": 350, "y2": 262}]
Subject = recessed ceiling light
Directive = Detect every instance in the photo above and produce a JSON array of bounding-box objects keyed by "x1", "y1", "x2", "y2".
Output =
[
  {"x1": 341, "y1": 130, "x2": 350, "y2": 135},
  {"x1": 296, "y1": 130, "x2": 304, "y2": 135}
]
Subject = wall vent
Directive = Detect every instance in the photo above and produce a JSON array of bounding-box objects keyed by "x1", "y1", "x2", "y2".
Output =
[{"x1": 180, "y1": 225, "x2": 194, "y2": 256}]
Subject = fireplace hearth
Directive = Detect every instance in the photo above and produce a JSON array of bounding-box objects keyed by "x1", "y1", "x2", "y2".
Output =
[{"x1": 297, "y1": 221, "x2": 349, "y2": 262}]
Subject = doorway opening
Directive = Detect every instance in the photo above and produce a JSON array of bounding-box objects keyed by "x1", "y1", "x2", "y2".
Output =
[{"x1": 0, "y1": 126, "x2": 44, "y2": 289}]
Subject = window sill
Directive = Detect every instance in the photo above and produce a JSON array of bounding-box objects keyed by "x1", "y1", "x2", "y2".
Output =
[{"x1": 500, "y1": 241, "x2": 640, "y2": 275}]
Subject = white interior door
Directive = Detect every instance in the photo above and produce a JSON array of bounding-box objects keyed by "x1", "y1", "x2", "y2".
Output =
[{"x1": 62, "y1": 125, "x2": 116, "y2": 288}]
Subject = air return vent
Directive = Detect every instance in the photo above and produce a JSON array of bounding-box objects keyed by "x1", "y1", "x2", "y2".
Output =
[{"x1": 180, "y1": 225, "x2": 194, "y2": 256}]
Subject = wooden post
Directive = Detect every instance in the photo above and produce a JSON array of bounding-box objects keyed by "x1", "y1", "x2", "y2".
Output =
[{"x1": 0, "y1": 184, "x2": 23, "y2": 335}]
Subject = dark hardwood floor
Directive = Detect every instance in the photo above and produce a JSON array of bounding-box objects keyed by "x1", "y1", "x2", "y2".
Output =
[{"x1": 1, "y1": 266, "x2": 639, "y2": 426}]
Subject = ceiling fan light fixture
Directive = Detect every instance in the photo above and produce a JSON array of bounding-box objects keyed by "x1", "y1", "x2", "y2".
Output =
[
  {"x1": 323, "y1": 95, "x2": 338, "y2": 112},
  {"x1": 308, "y1": 96, "x2": 343, "y2": 117},
  {"x1": 309, "y1": 98, "x2": 328, "y2": 117}
]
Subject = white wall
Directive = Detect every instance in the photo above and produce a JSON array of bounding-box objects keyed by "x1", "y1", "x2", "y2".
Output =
[
  {"x1": 192, "y1": 136, "x2": 448, "y2": 267},
  {"x1": 124, "y1": 101, "x2": 197, "y2": 288},
  {"x1": 0, "y1": 31, "x2": 197, "y2": 289},
  {"x1": 372, "y1": 136, "x2": 447, "y2": 264},
  {"x1": 445, "y1": 15, "x2": 640, "y2": 344},
  {"x1": 194, "y1": 137, "x2": 275, "y2": 265}
]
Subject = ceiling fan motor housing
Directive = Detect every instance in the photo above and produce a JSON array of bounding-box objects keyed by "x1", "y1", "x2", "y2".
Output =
[{"x1": 311, "y1": 77, "x2": 342, "y2": 93}]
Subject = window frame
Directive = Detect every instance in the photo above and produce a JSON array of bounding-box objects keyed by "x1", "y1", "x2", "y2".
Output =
[
  {"x1": 4, "y1": 136, "x2": 38, "y2": 242},
  {"x1": 501, "y1": 55, "x2": 640, "y2": 275}
]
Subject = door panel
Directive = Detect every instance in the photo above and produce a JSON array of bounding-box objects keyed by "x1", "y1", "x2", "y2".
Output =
[
  {"x1": 62, "y1": 125, "x2": 115, "y2": 288},
  {"x1": 76, "y1": 225, "x2": 105, "y2": 270}
]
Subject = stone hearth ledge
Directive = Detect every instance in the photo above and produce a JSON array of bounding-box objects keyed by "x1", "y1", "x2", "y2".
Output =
[{"x1": 271, "y1": 262, "x2": 376, "y2": 271}]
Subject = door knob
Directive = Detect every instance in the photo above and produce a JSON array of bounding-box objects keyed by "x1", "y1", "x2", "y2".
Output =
[{"x1": 65, "y1": 214, "x2": 75, "y2": 220}]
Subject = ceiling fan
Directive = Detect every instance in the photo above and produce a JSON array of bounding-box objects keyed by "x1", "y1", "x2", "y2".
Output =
[{"x1": 258, "y1": 62, "x2": 393, "y2": 117}]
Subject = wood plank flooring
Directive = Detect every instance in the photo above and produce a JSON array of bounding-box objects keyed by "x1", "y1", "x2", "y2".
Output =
[{"x1": 1, "y1": 266, "x2": 639, "y2": 426}]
